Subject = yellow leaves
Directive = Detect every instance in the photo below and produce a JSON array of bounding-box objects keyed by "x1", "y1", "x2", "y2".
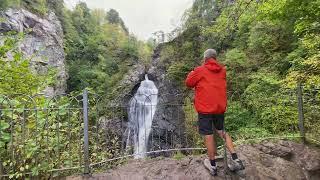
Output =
[
  {"x1": 257, "y1": 0, "x2": 287, "y2": 19},
  {"x1": 303, "y1": 54, "x2": 320, "y2": 71},
  {"x1": 301, "y1": 34, "x2": 320, "y2": 52},
  {"x1": 282, "y1": 71, "x2": 302, "y2": 88},
  {"x1": 26, "y1": 119, "x2": 36, "y2": 129},
  {"x1": 283, "y1": 53, "x2": 320, "y2": 88},
  {"x1": 306, "y1": 76, "x2": 320, "y2": 87}
]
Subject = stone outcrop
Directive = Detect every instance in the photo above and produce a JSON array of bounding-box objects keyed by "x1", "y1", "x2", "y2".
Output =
[
  {"x1": 0, "y1": 8, "x2": 67, "y2": 96},
  {"x1": 67, "y1": 140, "x2": 320, "y2": 180},
  {"x1": 110, "y1": 63, "x2": 146, "y2": 106}
]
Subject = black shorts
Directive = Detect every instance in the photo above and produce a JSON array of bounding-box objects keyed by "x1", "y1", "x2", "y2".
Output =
[{"x1": 198, "y1": 113, "x2": 224, "y2": 135}]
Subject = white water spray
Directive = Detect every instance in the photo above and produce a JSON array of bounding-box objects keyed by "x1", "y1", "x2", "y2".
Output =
[{"x1": 127, "y1": 74, "x2": 158, "y2": 158}]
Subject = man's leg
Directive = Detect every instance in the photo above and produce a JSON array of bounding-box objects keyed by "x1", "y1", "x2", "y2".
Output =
[
  {"x1": 217, "y1": 131, "x2": 241, "y2": 160},
  {"x1": 214, "y1": 114, "x2": 244, "y2": 170},
  {"x1": 199, "y1": 113, "x2": 218, "y2": 175},
  {"x1": 217, "y1": 131, "x2": 236, "y2": 154},
  {"x1": 205, "y1": 134, "x2": 216, "y2": 161}
]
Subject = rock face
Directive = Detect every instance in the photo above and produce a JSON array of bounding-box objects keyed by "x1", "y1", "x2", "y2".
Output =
[
  {"x1": 104, "y1": 48, "x2": 187, "y2": 155},
  {"x1": 99, "y1": 63, "x2": 146, "y2": 151},
  {"x1": 249, "y1": 140, "x2": 320, "y2": 180},
  {"x1": 0, "y1": 8, "x2": 67, "y2": 96},
  {"x1": 67, "y1": 140, "x2": 320, "y2": 180},
  {"x1": 110, "y1": 63, "x2": 146, "y2": 106},
  {"x1": 104, "y1": 46, "x2": 186, "y2": 156},
  {"x1": 148, "y1": 45, "x2": 186, "y2": 154}
]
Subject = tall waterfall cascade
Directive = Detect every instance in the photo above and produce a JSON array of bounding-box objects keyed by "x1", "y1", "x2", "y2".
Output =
[{"x1": 127, "y1": 74, "x2": 158, "y2": 158}]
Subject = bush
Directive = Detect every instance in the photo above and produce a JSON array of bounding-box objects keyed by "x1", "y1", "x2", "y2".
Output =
[
  {"x1": 225, "y1": 101, "x2": 252, "y2": 134},
  {"x1": 183, "y1": 97, "x2": 204, "y2": 149},
  {"x1": 224, "y1": 48, "x2": 248, "y2": 69},
  {"x1": 0, "y1": 35, "x2": 53, "y2": 95},
  {"x1": 167, "y1": 62, "x2": 193, "y2": 86}
]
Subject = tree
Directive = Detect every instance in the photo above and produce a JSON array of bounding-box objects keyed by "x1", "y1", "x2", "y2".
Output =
[
  {"x1": 63, "y1": 2, "x2": 150, "y2": 94},
  {"x1": 106, "y1": 9, "x2": 121, "y2": 24},
  {"x1": 106, "y1": 9, "x2": 128, "y2": 34},
  {"x1": 47, "y1": 0, "x2": 64, "y2": 17}
]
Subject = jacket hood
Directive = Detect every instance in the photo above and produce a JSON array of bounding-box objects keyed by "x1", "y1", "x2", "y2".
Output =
[{"x1": 204, "y1": 58, "x2": 222, "y2": 72}]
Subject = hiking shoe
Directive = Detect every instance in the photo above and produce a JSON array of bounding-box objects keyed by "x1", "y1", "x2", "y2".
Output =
[
  {"x1": 204, "y1": 159, "x2": 218, "y2": 176},
  {"x1": 228, "y1": 158, "x2": 245, "y2": 172}
]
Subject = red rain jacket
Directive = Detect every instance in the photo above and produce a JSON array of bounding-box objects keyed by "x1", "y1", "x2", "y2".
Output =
[{"x1": 185, "y1": 58, "x2": 227, "y2": 114}]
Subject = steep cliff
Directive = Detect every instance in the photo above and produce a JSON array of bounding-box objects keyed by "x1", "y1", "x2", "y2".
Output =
[
  {"x1": 148, "y1": 45, "x2": 187, "y2": 153},
  {"x1": 0, "y1": 8, "x2": 67, "y2": 96},
  {"x1": 103, "y1": 44, "x2": 187, "y2": 154}
]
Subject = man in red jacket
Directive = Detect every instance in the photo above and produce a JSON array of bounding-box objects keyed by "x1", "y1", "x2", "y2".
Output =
[{"x1": 185, "y1": 49, "x2": 244, "y2": 176}]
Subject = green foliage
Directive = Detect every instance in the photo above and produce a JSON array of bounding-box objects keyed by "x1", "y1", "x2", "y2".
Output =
[
  {"x1": 225, "y1": 48, "x2": 247, "y2": 69},
  {"x1": 173, "y1": 151, "x2": 186, "y2": 160},
  {"x1": 0, "y1": 35, "x2": 69, "y2": 178},
  {"x1": 61, "y1": 3, "x2": 151, "y2": 95},
  {"x1": 106, "y1": 9, "x2": 128, "y2": 33},
  {"x1": 0, "y1": 93, "x2": 123, "y2": 178},
  {"x1": 159, "y1": 27, "x2": 203, "y2": 87},
  {"x1": 0, "y1": 0, "x2": 21, "y2": 9},
  {"x1": 183, "y1": 97, "x2": 203, "y2": 148},
  {"x1": 22, "y1": 0, "x2": 47, "y2": 15},
  {"x1": 0, "y1": 29, "x2": 126, "y2": 177},
  {"x1": 0, "y1": 35, "x2": 52, "y2": 95},
  {"x1": 183, "y1": 0, "x2": 226, "y2": 28},
  {"x1": 225, "y1": 101, "x2": 252, "y2": 133},
  {"x1": 174, "y1": 0, "x2": 320, "y2": 145},
  {"x1": 167, "y1": 62, "x2": 192, "y2": 86},
  {"x1": 106, "y1": 9, "x2": 121, "y2": 24},
  {"x1": 0, "y1": 0, "x2": 49, "y2": 15}
]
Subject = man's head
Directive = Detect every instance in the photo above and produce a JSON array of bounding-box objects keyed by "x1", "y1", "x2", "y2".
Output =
[{"x1": 204, "y1": 49, "x2": 217, "y2": 60}]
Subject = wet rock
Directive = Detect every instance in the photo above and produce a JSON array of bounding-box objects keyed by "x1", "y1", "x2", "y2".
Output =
[
  {"x1": 105, "y1": 45, "x2": 187, "y2": 154},
  {"x1": 147, "y1": 46, "x2": 187, "y2": 153},
  {"x1": 110, "y1": 63, "x2": 146, "y2": 106}
]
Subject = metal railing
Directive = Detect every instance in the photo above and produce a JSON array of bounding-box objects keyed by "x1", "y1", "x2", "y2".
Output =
[{"x1": 0, "y1": 83, "x2": 319, "y2": 178}]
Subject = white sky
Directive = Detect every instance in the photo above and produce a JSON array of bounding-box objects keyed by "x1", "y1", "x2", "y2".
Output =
[{"x1": 64, "y1": 0, "x2": 193, "y2": 40}]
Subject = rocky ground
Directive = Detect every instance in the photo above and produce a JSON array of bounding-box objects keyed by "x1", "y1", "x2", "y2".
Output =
[{"x1": 67, "y1": 140, "x2": 320, "y2": 180}]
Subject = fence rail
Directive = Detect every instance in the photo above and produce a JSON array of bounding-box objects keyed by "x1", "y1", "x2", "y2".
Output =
[{"x1": 0, "y1": 83, "x2": 319, "y2": 178}]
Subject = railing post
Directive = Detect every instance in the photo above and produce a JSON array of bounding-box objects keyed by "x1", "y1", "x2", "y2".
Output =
[
  {"x1": 83, "y1": 89, "x2": 90, "y2": 174},
  {"x1": 222, "y1": 121, "x2": 229, "y2": 178},
  {"x1": 297, "y1": 82, "x2": 306, "y2": 143}
]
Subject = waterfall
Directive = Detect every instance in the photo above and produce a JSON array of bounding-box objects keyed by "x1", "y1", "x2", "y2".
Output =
[{"x1": 127, "y1": 74, "x2": 158, "y2": 158}]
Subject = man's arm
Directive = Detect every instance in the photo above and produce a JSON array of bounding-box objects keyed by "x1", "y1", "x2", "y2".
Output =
[{"x1": 185, "y1": 68, "x2": 202, "y2": 88}]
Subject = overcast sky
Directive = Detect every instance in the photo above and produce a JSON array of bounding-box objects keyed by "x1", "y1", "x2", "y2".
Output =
[{"x1": 64, "y1": 0, "x2": 193, "y2": 40}]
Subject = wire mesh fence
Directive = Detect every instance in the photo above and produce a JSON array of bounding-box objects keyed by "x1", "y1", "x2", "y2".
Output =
[
  {"x1": 0, "y1": 83, "x2": 319, "y2": 178},
  {"x1": 302, "y1": 86, "x2": 320, "y2": 144},
  {"x1": 0, "y1": 94, "x2": 84, "y2": 178}
]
